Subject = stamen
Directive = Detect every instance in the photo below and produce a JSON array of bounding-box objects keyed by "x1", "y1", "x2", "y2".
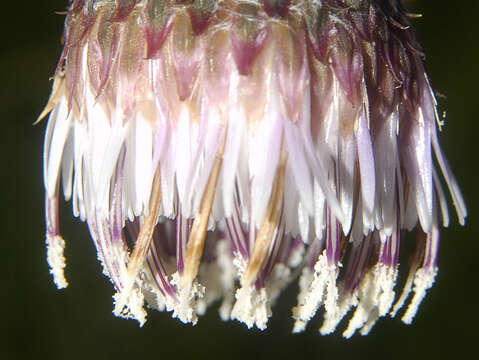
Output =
[
  {"x1": 126, "y1": 167, "x2": 162, "y2": 280},
  {"x1": 391, "y1": 230, "x2": 426, "y2": 317},
  {"x1": 230, "y1": 143, "x2": 287, "y2": 329},
  {"x1": 113, "y1": 165, "x2": 163, "y2": 325},
  {"x1": 36, "y1": 72, "x2": 65, "y2": 124},
  {"x1": 181, "y1": 133, "x2": 226, "y2": 286},
  {"x1": 241, "y1": 151, "x2": 286, "y2": 288},
  {"x1": 46, "y1": 196, "x2": 68, "y2": 289},
  {"x1": 172, "y1": 133, "x2": 226, "y2": 324}
]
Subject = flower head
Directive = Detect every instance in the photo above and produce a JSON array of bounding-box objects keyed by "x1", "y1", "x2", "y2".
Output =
[{"x1": 41, "y1": 0, "x2": 466, "y2": 336}]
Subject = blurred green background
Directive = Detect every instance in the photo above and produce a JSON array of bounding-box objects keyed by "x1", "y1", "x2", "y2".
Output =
[{"x1": 2, "y1": 1, "x2": 477, "y2": 359}]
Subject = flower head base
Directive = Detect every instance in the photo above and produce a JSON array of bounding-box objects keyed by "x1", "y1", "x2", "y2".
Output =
[{"x1": 41, "y1": 0, "x2": 466, "y2": 336}]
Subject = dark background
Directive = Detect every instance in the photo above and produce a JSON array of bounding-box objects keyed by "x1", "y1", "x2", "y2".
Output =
[{"x1": 2, "y1": 1, "x2": 477, "y2": 359}]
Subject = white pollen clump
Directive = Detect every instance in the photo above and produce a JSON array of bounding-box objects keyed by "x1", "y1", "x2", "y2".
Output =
[
  {"x1": 216, "y1": 241, "x2": 239, "y2": 321},
  {"x1": 355, "y1": 265, "x2": 398, "y2": 336},
  {"x1": 391, "y1": 267, "x2": 417, "y2": 318},
  {"x1": 402, "y1": 267, "x2": 437, "y2": 324},
  {"x1": 230, "y1": 256, "x2": 297, "y2": 330},
  {"x1": 359, "y1": 308, "x2": 380, "y2": 336},
  {"x1": 170, "y1": 272, "x2": 205, "y2": 325},
  {"x1": 219, "y1": 294, "x2": 235, "y2": 322},
  {"x1": 343, "y1": 270, "x2": 380, "y2": 338},
  {"x1": 320, "y1": 265, "x2": 341, "y2": 335},
  {"x1": 140, "y1": 266, "x2": 176, "y2": 313},
  {"x1": 292, "y1": 252, "x2": 340, "y2": 334},
  {"x1": 231, "y1": 285, "x2": 271, "y2": 330},
  {"x1": 46, "y1": 234, "x2": 68, "y2": 289},
  {"x1": 376, "y1": 264, "x2": 398, "y2": 317},
  {"x1": 342, "y1": 264, "x2": 399, "y2": 338},
  {"x1": 292, "y1": 268, "x2": 314, "y2": 333},
  {"x1": 196, "y1": 262, "x2": 223, "y2": 316},
  {"x1": 267, "y1": 264, "x2": 292, "y2": 305},
  {"x1": 288, "y1": 242, "x2": 305, "y2": 268},
  {"x1": 334, "y1": 290, "x2": 359, "y2": 333},
  {"x1": 232, "y1": 251, "x2": 248, "y2": 278},
  {"x1": 113, "y1": 284, "x2": 147, "y2": 327}
]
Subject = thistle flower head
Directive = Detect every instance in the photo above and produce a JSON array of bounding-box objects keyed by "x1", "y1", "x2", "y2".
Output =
[{"x1": 41, "y1": 0, "x2": 466, "y2": 336}]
